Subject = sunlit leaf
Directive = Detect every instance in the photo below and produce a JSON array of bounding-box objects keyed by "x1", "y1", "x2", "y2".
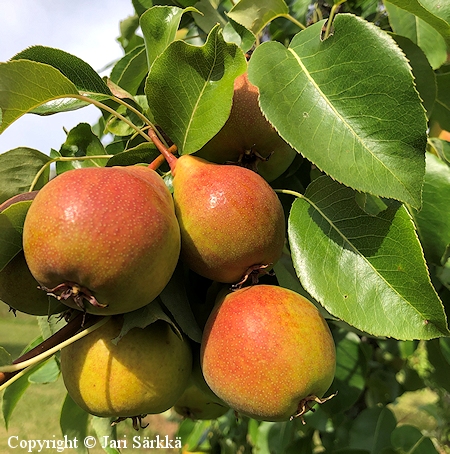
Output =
[
  {"x1": 410, "y1": 152, "x2": 450, "y2": 265},
  {"x1": 385, "y1": 1, "x2": 447, "y2": 70},
  {"x1": 60, "y1": 393, "x2": 89, "y2": 454},
  {"x1": 0, "y1": 60, "x2": 79, "y2": 133},
  {"x1": 227, "y1": 0, "x2": 289, "y2": 35},
  {"x1": 288, "y1": 176, "x2": 449, "y2": 340},
  {"x1": 145, "y1": 24, "x2": 247, "y2": 154},
  {"x1": 141, "y1": 5, "x2": 199, "y2": 68},
  {"x1": 249, "y1": 14, "x2": 427, "y2": 209}
]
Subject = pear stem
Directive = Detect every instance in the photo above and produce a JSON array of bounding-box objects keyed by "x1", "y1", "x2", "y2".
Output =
[{"x1": 147, "y1": 127, "x2": 178, "y2": 172}]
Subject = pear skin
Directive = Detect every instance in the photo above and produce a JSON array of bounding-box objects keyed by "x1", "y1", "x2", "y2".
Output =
[{"x1": 201, "y1": 285, "x2": 336, "y2": 422}]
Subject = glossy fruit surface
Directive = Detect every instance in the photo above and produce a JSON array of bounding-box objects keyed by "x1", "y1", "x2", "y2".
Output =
[
  {"x1": 60, "y1": 317, "x2": 192, "y2": 418},
  {"x1": 201, "y1": 285, "x2": 336, "y2": 422},
  {"x1": 172, "y1": 155, "x2": 285, "y2": 284},
  {"x1": 23, "y1": 166, "x2": 180, "y2": 315},
  {"x1": 196, "y1": 72, "x2": 297, "y2": 182}
]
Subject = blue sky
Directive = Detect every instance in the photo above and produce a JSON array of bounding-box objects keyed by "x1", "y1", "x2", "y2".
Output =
[{"x1": 0, "y1": 1, "x2": 135, "y2": 154}]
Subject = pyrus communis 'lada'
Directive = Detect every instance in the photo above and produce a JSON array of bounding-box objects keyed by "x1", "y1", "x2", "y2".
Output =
[
  {"x1": 60, "y1": 317, "x2": 192, "y2": 419},
  {"x1": 196, "y1": 72, "x2": 297, "y2": 182},
  {"x1": 22, "y1": 166, "x2": 181, "y2": 315},
  {"x1": 151, "y1": 139, "x2": 285, "y2": 284},
  {"x1": 200, "y1": 285, "x2": 336, "y2": 422}
]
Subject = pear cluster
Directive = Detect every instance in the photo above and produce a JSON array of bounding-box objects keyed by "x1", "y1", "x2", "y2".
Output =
[{"x1": 1, "y1": 71, "x2": 336, "y2": 427}]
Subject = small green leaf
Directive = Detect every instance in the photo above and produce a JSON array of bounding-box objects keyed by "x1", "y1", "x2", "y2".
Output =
[
  {"x1": 145, "y1": 24, "x2": 247, "y2": 154},
  {"x1": 2, "y1": 367, "x2": 34, "y2": 429},
  {"x1": 349, "y1": 407, "x2": 397, "y2": 453},
  {"x1": 288, "y1": 176, "x2": 449, "y2": 340},
  {"x1": 11, "y1": 45, "x2": 111, "y2": 95},
  {"x1": 141, "y1": 5, "x2": 199, "y2": 68},
  {"x1": 106, "y1": 142, "x2": 160, "y2": 167},
  {"x1": 28, "y1": 357, "x2": 60, "y2": 384},
  {"x1": 385, "y1": 2, "x2": 447, "y2": 70},
  {"x1": 0, "y1": 148, "x2": 51, "y2": 203},
  {"x1": 0, "y1": 346, "x2": 12, "y2": 366},
  {"x1": 91, "y1": 416, "x2": 120, "y2": 454},
  {"x1": 391, "y1": 425, "x2": 439, "y2": 454},
  {"x1": 110, "y1": 45, "x2": 148, "y2": 95},
  {"x1": 159, "y1": 264, "x2": 203, "y2": 344},
  {"x1": 55, "y1": 122, "x2": 108, "y2": 174},
  {"x1": 411, "y1": 152, "x2": 450, "y2": 265},
  {"x1": 193, "y1": 0, "x2": 227, "y2": 34},
  {"x1": 227, "y1": 0, "x2": 289, "y2": 35},
  {"x1": 386, "y1": 0, "x2": 450, "y2": 47},
  {"x1": 223, "y1": 18, "x2": 256, "y2": 52},
  {"x1": 0, "y1": 60, "x2": 79, "y2": 133},
  {"x1": 426, "y1": 338, "x2": 450, "y2": 393},
  {"x1": 249, "y1": 14, "x2": 427, "y2": 209},
  {"x1": 60, "y1": 393, "x2": 89, "y2": 454}
]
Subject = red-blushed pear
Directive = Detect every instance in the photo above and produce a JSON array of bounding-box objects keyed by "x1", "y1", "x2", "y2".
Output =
[
  {"x1": 200, "y1": 285, "x2": 336, "y2": 422},
  {"x1": 60, "y1": 317, "x2": 192, "y2": 426},
  {"x1": 148, "y1": 131, "x2": 286, "y2": 285},
  {"x1": 22, "y1": 166, "x2": 181, "y2": 315},
  {"x1": 195, "y1": 72, "x2": 297, "y2": 182}
]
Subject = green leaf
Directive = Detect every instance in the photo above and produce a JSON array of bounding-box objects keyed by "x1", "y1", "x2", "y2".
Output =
[
  {"x1": 227, "y1": 0, "x2": 289, "y2": 35},
  {"x1": 410, "y1": 152, "x2": 450, "y2": 265},
  {"x1": 389, "y1": 34, "x2": 436, "y2": 115},
  {"x1": 106, "y1": 142, "x2": 160, "y2": 167},
  {"x1": 141, "y1": 5, "x2": 199, "y2": 68},
  {"x1": 193, "y1": 0, "x2": 227, "y2": 34},
  {"x1": 11, "y1": 45, "x2": 111, "y2": 95},
  {"x1": 60, "y1": 393, "x2": 89, "y2": 454},
  {"x1": 91, "y1": 416, "x2": 121, "y2": 454},
  {"x1": 159, "y1": 264, "x2": 203, "y2": 344},
  {"x1": 28, "y1": 357, "x2": 60, "y2": 383},
  {"x1": 145, "y1": 24, "x2": 247, "y2": 154},
  {"x1": 0, "y1": 148, "x2": 51, "y2": 204},
  {"x1": 0, "y1": 60, "x2": 79, "y2": 133},
  {"x1": 426, "y1": 338, "x2": 450, "y2": 393},
  {"x1": 391, "y1": 425, "x2": 439, "y2": 454},
  {"x1": 349, "y1": 407, "x2": 397, "y2": 454},
  {"x1": 249, "y1": 14, "x2": 427, "y2": 209},
  {"x1": 430, "y1": 73, "x2": 450, "y2": 131},
  {"x1": 223, "y1": 18, "x2": 257, "y2": 53},
  {"x1": 321, "y1": 331, "x2": 366, "y2": 415},
  {"x1": 2, "y1": 367, "x2": 34, "y2": 429},
  {"x1": 0, "y1": 346, "x2": 12, "y2": 366},
  {"x1": 385, "y1": 2, "x2": 447, "y2": 70},
  {"x1": 287, "y1": 176, "x2": 449, "y2": 340},
  {"x1": 55, "y1": 122, "x2": 108, "y2": 174},
  {"x1": 428, "y1": 138, "x2": 450, "y2": 166},
  {"x1": 386, "y1": 0, "x2": 450, "y2": 47},
  {"x1": 110, "y1": 45, "x2": 148, "y2": 95}
]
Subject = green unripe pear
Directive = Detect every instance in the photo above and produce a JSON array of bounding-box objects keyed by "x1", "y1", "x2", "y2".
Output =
[
  {"x1": 200, "y1": 285, "x2": 336, "y2": 422},
  {"x1": 0, "y1": 252, "x2": 64, "y2": 316},
  {"x1": 196, "y1": 72, "x2": 297, "y2": 182},
  {"x1": 22, "y1": 166, "x2": 180, "y2": 315},
  {"x1": 60, "y1": 317, "x2": 192, "y2": 418},
  {"x1": 170, "y1": 155, "x2": 286, "y2": 284}
]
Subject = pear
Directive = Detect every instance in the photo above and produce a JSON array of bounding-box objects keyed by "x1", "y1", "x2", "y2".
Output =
[
  {"x1": 195, "y1": 72, "x2": 297, "y2": 182},
  {"x1": 160, "y1": 152, "x2": 286, "y2": 284},
  {"x1": 200, "y1": 285, "x2": 336, "y2": 422},
  {"x1": 60, "y1": 317, "x2": 192, "y2": 419},
  {"x1": 22, "y1": 166, "x2": 180, "y2": 315}
]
